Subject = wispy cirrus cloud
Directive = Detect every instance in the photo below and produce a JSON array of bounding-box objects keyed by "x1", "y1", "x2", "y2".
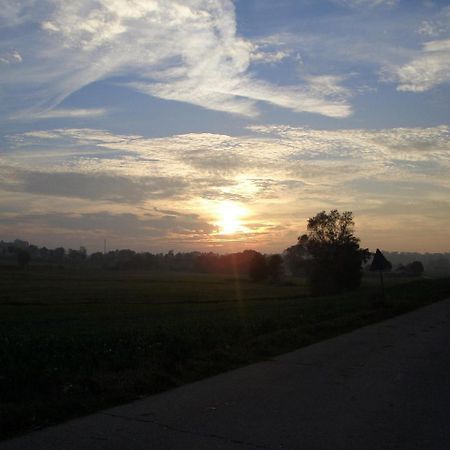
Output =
[
  {"x1": 384, "y1": 38, "x2": 450, "y2": 92},
  {"x1": 332, "y1": 0, "x2": 397, "y2": 8},
  {"x1": 379, "y1": 5, "x2": 450, "y2": 92},
  {"x1": 0, "y1": 50, "x2": 22, "y2": 65},
  {"x1": 248, "y1": 3, "x2": 449, "y2": 97},
  {"x1": 0, "y1": 0, "x2": 351, "y2": 119},
  {"x1": 16, "y1": 108, "x2": 107, "y2": 120},
  {"x1": 418, "y1": 6, "x2": 450, "y2": 38}
]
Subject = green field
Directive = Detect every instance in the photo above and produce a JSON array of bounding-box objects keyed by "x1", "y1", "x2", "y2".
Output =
[{"x1": 1, "y1": 267, "x2": 450, "y2": 439}]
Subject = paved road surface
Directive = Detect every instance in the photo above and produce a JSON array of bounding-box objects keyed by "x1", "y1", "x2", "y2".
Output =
[{"x1": 2, "y1": 299, "x2": 450, "y2": 449}]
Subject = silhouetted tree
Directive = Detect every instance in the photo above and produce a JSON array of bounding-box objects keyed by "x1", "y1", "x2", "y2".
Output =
[
  {"x1": 296, "y1": 210, "x2": 370, "y2": 295},
  {"x1": 267, "y1": 254, "x2": 283, "y2": 282},
  {"x1": 283, "y1": 234, "x2": 310, "y2": 276},
  {"x1": 53, "y1": 247, "x2": 65, "y2": 262},
  {"x1": 406, "y1": 261, "x2": 424, "y2": 277},
  {"x1": 17, "y1": 250, "x2": 30, "y2": 268},
  {"x1": 79, "y1": 246, "x2": 87, "y2": 261},
  {"x1": 249, "y1": 252, "x2": 269, "y2": 282}
]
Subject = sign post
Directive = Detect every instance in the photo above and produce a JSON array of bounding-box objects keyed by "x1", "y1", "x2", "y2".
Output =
[{"x1": 369, "y1": 249, "x2": 391, "y2": 301}]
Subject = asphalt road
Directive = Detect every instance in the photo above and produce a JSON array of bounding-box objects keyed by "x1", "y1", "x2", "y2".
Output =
[{"x1": 2, "y1": 299, "x2": 450, "y2": 449}]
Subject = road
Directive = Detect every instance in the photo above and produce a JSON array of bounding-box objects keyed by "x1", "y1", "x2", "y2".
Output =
[{"x1": 2, "y1": 299, "x2": 450, "y2": 449}]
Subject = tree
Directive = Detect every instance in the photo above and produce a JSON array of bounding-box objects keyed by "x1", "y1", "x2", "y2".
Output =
[
  {"x1": 406, "y1": 260, "x2": 424, "y2": 277},
  {"x1": 296, "y1": 210, "x2": 370, "y2": 295},
  {"x1": 267, "y1": 254, "x2": 284, "y2": 282},
  {"x1": 17, "y1": 250, "x2": 30, "y2": 268},
  {"x1": 53, "y1": 247, "x2": 65, "y2": 262},
  {"x1": 249, "y1": 252, "x2": 269, "y2": 282},
  {"x1": 283, "y1": 234, "x2": 310, "y2": 276}
]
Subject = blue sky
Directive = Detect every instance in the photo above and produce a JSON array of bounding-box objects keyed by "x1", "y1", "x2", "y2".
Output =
[{"x1": 1, "y1": 0, "x2": 449, "y2": 253}]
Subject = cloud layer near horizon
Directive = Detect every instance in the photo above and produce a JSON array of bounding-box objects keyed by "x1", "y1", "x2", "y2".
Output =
[{"x1": 1, "y1": 125, "x2": 449, "y2": 252}]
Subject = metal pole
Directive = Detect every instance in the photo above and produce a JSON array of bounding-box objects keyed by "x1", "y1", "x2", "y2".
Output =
[{"x1": 379, "y1": 270, "x2": 385, "y2": 300}]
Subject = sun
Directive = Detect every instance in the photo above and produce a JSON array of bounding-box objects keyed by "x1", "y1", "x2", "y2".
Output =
[{"x1": 216, "y1": 201, "x2": 248, "y2": 235}]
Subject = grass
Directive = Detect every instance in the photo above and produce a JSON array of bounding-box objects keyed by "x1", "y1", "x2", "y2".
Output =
[
  {"x1": 0, "y1": 267, "x2": 308, "y2": 304},
  {"x1": 1, "y1": 266, "x2": 449, "y2": 440}
]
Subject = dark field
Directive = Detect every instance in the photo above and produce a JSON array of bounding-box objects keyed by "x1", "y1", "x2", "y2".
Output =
[{"x1": 1, "y1": 267, "x2": 450, "y2": 439}]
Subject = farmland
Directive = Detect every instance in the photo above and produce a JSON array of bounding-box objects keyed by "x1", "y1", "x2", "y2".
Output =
[{"x1": 1, "y1": 266, "x2": 450, "y2": 439}]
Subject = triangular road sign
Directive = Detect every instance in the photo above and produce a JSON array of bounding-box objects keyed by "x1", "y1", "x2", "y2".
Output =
[{"x1": 370, "y1": 249, "x2": 391, "y2": 272}]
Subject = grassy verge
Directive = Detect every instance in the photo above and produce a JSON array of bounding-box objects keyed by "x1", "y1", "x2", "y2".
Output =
[{"x1": 1, "y1": 269, "x2": 449, "y2": 440}]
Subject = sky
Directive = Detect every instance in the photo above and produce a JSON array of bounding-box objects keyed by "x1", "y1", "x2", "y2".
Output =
[{"x1": 1, "y1": 0, "x2": 449, "y2": 254}]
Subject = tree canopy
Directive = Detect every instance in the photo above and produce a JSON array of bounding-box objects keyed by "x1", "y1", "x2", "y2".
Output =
[{"x1": 292, "y1": 210, "x2": 370, "y2": 295}]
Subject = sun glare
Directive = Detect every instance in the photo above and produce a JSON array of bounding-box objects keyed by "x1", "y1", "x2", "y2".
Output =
[{"x1": 216, "y1": 201, "x2": 248, "y2": 235}]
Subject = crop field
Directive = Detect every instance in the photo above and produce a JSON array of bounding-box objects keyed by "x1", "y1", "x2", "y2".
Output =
[{"x1": 1, "y1": 266, "x2": 450, "y2": 440}]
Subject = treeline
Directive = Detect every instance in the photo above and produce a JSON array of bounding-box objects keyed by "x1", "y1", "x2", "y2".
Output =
[
  {"x1": 2, "y1": 238, "x2": 450, "y2": 277},
  {"x1": 281, "y1": 241, "x2": 450, "y2": 277},
  {"x1": 0, "y1": 239, "x2": 202, "y2": 271},
  {"x1": 0, "y1": 240, "x2": 283, "y2": 280},
  {"x1": 383, "y1": 251, "x2": 450, "y2": 276}
]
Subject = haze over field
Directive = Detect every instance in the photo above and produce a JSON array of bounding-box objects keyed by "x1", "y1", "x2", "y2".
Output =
[{"x1": 1, "y1": 0, "x2": 449, "y2": 253}]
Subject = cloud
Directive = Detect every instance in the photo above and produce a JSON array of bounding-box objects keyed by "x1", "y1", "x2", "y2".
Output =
[
  {"x1": 0, "y1": 50, "x2": 22, "y2": 64},
  {"x1": 18, "y1": 128, "x2": 141, "y2": 143},
  {"x1": 251, "y1": 7, "x2": 449, "y2": 98},
  {"x1": 20, "y1": 108, "x2": 107, "y2": 120},
  {"x1": 0, "y1": 0, "x2": 37, "y2": 27},
  {"x1": 2, "y1": 124, "x2": 449, "y2": 251},
  {"x1": 3, "y1": 125, "x2": 449, "y2": 241},
  {"x1": 0, "y1": 211, "x2": 215, "y2": 242},
  {"x1": 418, "y1": 7, "x2": 450, "y2": 37},
  {"x1": 373, "y1": 5, "x2": 450, "y2": 91},
  {"x1": 332, "y1": 0, "x2": 397, "y2": 7},
  {"x1": 7, "y1": 125, "x2": 450, "y2": 182},
  {"x1": 0, "y1": 167, "x2": 188, "y2": 203},
  {"x1": 386, "y1": 38, "x2": 450, "y2": 92},
  {"x1": 0, "y1": 0, "x2": 351, "y2": 119},
  {"x1": 250, "y1": 48, "x2": 291, "y2": 65}
]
